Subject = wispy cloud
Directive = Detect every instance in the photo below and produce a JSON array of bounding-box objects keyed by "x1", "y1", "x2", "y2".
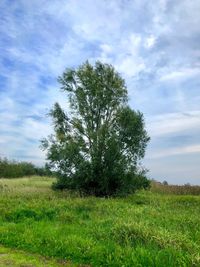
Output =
[
  {"x1": 160, "y1": 68, "x2": 200, "y2": 82},
  {"x1": 147, "y1": 111, "x2": 200, "y2": 137},
  {"x1": 148, "y1": 144, "x2": 200, "y2": 159}
]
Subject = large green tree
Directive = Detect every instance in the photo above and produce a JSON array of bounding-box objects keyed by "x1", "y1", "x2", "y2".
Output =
[{"x1": 42, "y1": 61, "x2": 150, "y2": 196}]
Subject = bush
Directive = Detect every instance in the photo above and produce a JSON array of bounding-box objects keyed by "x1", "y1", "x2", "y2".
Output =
[{"x1": 0, "y1": 158, "x2": 52, "y2": 178}]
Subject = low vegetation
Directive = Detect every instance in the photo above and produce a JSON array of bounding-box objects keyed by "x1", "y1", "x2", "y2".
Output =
[
  {"x1": 151, "y1": 180, "x2": 200, "y2": 195},
  {"x1": 0, "y1": 245, "x2": 76, "y2": 266},
  {"x1": 0, "y1": 176, "x2": 200, "y2": 266},
  {"x1": 0, "y1": 158, "x2": 51, "y2": 178}
]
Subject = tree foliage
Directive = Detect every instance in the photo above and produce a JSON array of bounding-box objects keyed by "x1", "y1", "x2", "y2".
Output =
[
  {"x1": 42, "y1": 61, "x2": 150, "y2": 196},
  {"x1": 0, "y1": 158, "x2": 51, "y2": 178}
]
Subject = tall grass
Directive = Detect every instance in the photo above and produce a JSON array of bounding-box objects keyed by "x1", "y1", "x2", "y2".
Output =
[
  {"x1": 151, "y1": 180, "x2": 200, "y2": 195},
  {"x1": 0, "y1": 177, "x2": 200, "y2": 266}
]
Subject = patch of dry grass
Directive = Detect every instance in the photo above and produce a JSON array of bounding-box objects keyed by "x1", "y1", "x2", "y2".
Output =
[{"x1": 151, "y1": 180, "x2": 200, "y2": 195}]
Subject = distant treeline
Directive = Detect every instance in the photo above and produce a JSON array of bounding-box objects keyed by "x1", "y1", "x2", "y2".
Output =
[
  {"x1": 0, "y1": 157, "x2": 52, "y2": 178},
  {"x1": 151, "y1": 180, "x2": 200, "y2": 195}
]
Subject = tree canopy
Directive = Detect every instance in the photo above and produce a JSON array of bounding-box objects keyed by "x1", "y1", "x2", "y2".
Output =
[{"x1": 42, "y1": 61, "x2": 150, "y2": 196}]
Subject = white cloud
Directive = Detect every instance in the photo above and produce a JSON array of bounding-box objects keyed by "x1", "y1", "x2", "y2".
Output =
[
  {"x1": 160, "y1": 68, "x2": 200, "y2": 82},
  {"x1": 100, "y1": 44, "x2": 113, "y2": 54},
  {"x1": 114, "y1": 34, "x2": 146, "y2": 77},
  {"x1": 147, "y1": 111, "x2": 200, "y2": 137},
  {"x1": 144, "y1": 35, "x2": 156, "y2": 49},
  {"x1": 148, "y1": 144, "x2": 200, "y2": 159}
]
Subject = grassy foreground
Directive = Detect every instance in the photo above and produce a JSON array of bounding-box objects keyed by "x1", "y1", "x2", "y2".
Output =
[
  {"x1": 0, "y1": 245, "x2": 75, "y2": 266},
  {"x1": 0, "y1": 177, "x2": 200, "y2": 266}
]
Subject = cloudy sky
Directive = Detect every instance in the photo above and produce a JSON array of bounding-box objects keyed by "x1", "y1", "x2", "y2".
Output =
[{"x1": 0, "y1": 0, "x2": 200, "y2": 184}]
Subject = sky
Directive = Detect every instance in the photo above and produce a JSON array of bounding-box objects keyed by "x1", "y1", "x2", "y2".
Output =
[{"x1": 0, "y1": 0, "x2": 200, "y2": 185}]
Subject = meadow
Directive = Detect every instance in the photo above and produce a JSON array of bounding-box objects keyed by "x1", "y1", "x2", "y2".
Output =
[{"x1": 0, "y1": 176, "x2": 200, "y2": 266}]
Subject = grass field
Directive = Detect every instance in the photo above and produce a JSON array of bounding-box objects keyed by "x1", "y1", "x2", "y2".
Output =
[{"x1": 0, "y1": 176, "x2": 200, "y2": 266}]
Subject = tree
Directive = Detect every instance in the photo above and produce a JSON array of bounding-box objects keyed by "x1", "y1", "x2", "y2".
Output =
[
  {"x1": 163, "y1": 180, "x2": 168, "y2": 186},
  {"x1": 41, "y1": 61, "x2": 150, "y2": 196},
  {"x1": 0, "y1": 157, "x2": 37, "y2": 178}
]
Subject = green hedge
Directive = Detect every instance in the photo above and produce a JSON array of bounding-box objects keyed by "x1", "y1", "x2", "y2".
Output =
[{"x1": 0, "y1": 158, "x2": 51, "y2": 178}]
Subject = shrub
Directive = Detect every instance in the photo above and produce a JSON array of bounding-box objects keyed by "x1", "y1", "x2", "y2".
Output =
[{"x1": 0, "y1": 158, "x2": 52, "y2": 178}]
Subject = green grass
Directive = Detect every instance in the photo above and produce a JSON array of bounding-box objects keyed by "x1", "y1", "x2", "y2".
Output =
[
  {"x1": 0, "y1": 176, "x2": 200, "y2": 266},
  {"x1": 0, "y1": 245, "x2": 76, "y2": 266}
]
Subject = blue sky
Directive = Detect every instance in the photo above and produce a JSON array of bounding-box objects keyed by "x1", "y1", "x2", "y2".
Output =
[{"x1": 0, "y1": 0, "x2": 200, "y2": 184}]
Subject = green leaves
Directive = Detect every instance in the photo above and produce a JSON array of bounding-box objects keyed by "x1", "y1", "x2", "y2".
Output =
[{"x1": 43, "y1": 61, "x2": 150, "y2": 196}]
